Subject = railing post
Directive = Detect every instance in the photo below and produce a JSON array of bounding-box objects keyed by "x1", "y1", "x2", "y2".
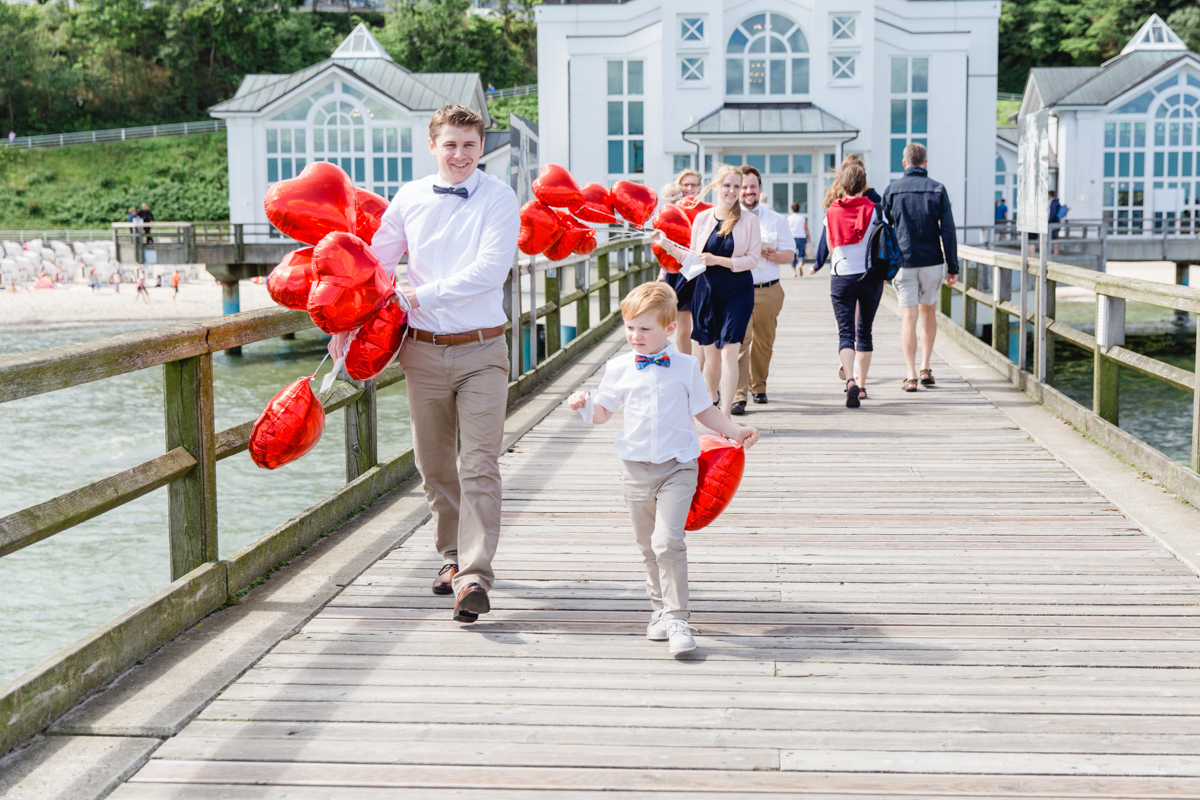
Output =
[
  {"x1": 1099, "y1": 221, "x2": 1108, "y2": 273},
  {"x1": 234, "y1": 224, "x2": 245, "y2": 263},
  {"x1": 344, "y1": 380, "x2": 377, "y2": 481},
  {"x1": 545, "y1": 267, "x2": 561, "y2": 356},
  {"x1": 529, "y1": 255, "x2": 539, "y2": 366},
  {"x1": 939, "y1": 280, "x2": 952, "y2": 318},
  {"x1": 1192, "y1": 321, "x2": 1200, "y2": 472},
  {"x1": 1018, "y1": 232, "x2": 1029, "y2": 374},
  {"x1": 597, "y1": 251, "x2": 611, "y2": 320},
  {"x1": 992, "y1": 263, "x2": 1011, "y2": 360},
  {"x1": 1035, "y1": 237, "x2": 1048, "y2": 382},
  {"x1": 1045, "y1": 277, "x2": 1057, "y2": 385},
  {"x1": 185, "y1": 225, "x2": 197, "y2": 264},
  {"x1": 164, "y1": 354, "x2": 218, "y2": 580},
  {"x1": 576, "y1": 257, "x2": 590, "y2": 334},
  {"x1": 1094, "y1": 294, "x2": 1125, "y2": 425},
  {"x1": 617, "y1": 246, "x2": 630, "y2": 299},
  {"x1": 963, "y1": 261, "x2": 978, "y2": 336},
  {"x1": 507, "y1": 257, "x2": 521, "y2": 380}
]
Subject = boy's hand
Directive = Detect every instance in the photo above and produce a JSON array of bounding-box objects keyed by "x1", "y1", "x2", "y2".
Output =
[
  {"x1": 734, "y1": 426, "x2": 760, "y2": 449},
  {"x1": 567, "y1": 391, "x2": 588, "y2": 411}
]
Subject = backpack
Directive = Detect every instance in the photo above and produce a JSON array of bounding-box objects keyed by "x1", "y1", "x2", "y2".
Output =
[
  {"x1": 865, "y1": 204, "x2": 904, "y2": 282},
  {"x1": 1056, "y1": 203, "x2": 1070, "y2": 221}
]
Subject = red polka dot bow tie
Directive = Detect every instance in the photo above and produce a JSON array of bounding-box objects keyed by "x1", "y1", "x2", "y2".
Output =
[{"x1": 635, "y1": 353, "x2": 671, "y2": 370}]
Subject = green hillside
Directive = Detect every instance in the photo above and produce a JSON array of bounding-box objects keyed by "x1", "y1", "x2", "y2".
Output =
[{"x1": 0, "y1": 133, "x2": 228, "y2": 230}]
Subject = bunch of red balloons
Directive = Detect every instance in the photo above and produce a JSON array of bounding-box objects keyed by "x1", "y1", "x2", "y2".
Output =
[
  {"x1": 252, "y1": 162, "x2": 408, "y2": 470},
  {"x1": 520, "y1": 165, "x2": 663, "y2": 260}
]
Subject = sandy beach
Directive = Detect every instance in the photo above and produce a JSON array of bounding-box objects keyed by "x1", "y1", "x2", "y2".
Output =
[{"x1": 0, "y1": 279, "x2": 277, "y2": 327}]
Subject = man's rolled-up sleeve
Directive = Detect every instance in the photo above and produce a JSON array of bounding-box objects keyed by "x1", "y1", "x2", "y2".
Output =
[{"x1": 413, "y1": 188, "x2": 520, "y2": 311}]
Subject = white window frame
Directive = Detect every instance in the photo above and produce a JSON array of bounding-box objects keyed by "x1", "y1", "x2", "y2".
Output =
[
  {"x1": 830, "y1": 55, "x2": 857, "y2": 83},
  {"x1": 679, "y1": 15, "x2": 706, "y2": 45},
  {"x1": 681, "y1": 57, "x2": 705, "y2": 84},
  {"x1": 830, "y1": 14, "x2": 858, "y2": 45}
]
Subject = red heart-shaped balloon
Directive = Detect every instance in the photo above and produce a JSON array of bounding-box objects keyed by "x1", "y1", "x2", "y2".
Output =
[
  {"x1": 610, "y1": 181, "x2": 658, "y2": 227},
  {"x1": 685, "y1": 435, "x2": 746, "y2": 531},
  {"x1": 677, "y1": 196, "x2": 714, "y2": 223},
  {"x1": 518, "y1": 200, "x2": 565, "y2": 255},
  {"x1": 309, "y1": 232, "x2": 394, "y2": 334},
  {"x1": 543, "y1": 211, "x2": 589, "y2": 261},
  {"x1": 355, "y1": 188, "x2": 389, "y2": 245},
  {"x1": 570, "y1": 183, "x2": 618, "y2": 224},
  {"x1": 533, "y1": 164, "x2": 584, "y2": 208},
  {"x1": 266, "y1": 247, "x2": 315, "y2": 310},
  {"x1": 264, "y1": 161, "x2": 357, "y2": 246},
  {"x1": 574, "y1": 229, "x2": 597, "y2": 256},
  {"x1": 249, "y1": 377, "x2": 326, "y2": 470},
  {"x1": 653, "y1": 242, "x2": 682, "y2": 274},
  {"x1": 652, "y1": 204, "x2": 692, "y2": 247},
  {"x1": 345, "y1": 299, "x2": 407, "y2": 381}
]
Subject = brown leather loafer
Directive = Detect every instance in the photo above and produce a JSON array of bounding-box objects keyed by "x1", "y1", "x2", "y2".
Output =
[
  {"x1": 454, "y1": 583, "x2": 490, "y2": 622},
  {"x1": 432, "y1": 563, "x2": 458, "y2": 595}
]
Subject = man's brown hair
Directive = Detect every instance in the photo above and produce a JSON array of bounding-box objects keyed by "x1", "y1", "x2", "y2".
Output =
[
  {"x1": 621, "y1": 282, "x2": 678, "y2": 327},
  {"x1": 739, "y1": 164, "x2": 762, "y2": 187},
  {"x1": 429, "y1": 103, "x2": 485, "y2": 143}
]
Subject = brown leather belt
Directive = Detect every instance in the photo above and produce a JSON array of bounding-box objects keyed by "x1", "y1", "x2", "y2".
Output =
[{"x1": 408, "y1": 324, "x2": 506, "y2": 346}]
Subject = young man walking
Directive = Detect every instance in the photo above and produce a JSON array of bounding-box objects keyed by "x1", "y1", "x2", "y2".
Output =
[
  {"x1": 731, "y1": 165, "x2": 794, "y2": 416},
  {"x1": 881, "y1": 143, "x2": 958, "y2": 391},
  {"x1": 369, "y1": 104, "x2": 520, "y2": 622}
]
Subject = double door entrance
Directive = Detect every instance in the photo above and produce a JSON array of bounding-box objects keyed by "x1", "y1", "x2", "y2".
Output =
[{"x1": 769, "y1": 180, "x2": 811, "y2": 215}]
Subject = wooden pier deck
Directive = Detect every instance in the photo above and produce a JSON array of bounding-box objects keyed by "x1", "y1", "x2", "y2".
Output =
[{"x1": 109, "y1": 277, "x2": 1200, "y2": 798}]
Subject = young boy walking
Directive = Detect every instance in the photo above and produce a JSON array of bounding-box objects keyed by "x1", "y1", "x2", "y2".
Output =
[{"x1": 568, "y1": 283, "x2": 759, "y2": 655}]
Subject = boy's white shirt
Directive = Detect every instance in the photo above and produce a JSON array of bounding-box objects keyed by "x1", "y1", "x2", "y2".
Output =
[{"x1": 579, "y1": 343, "x2": 713, "y2": 464}]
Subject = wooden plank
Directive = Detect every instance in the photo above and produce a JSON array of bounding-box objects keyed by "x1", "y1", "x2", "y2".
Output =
[
  {"x1": 0, "y1": 322, "x2": 209, "y2": 404},
  {"x1": 0, "y1": 448, "x2": 195, "y2": 558}
]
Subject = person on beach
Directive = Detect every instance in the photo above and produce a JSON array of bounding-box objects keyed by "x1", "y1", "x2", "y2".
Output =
[
  {"x1": 138, "y1": 203, "x2": 154, "y2": 245},
  {"x1": 660, "y1": 168, "x2": 704, "y2": 357},
  {"x1": 731, "y1": 165, "x2": 793, "y2": 416},
  {"x1": 567, "y1": 282, "x2": 758, "y2": 656},
  {"x1": 655, "y1": 164, "x2": 761, "y2": 417},
  {"x1": 787, "y1": 202, "x2": 809, "y2": 277},
  {"x1": 88, "y1": 269, "x2": 100, "y2": 293},
  {"x1": 110, "y1": 272, "x2": 120, "y2": 294},
  {"x1": 369, "y1": 104, "x2": 520, "y2": 623},
  {"x1": 818, "y1": 161, "x2": 884, "y2": 409},
  {"x1": 171, "y1": 270, "x2": 180, "y2": 300},
  {"x1": 134, "y1": 276, "x2": 150, "y2": 303}
]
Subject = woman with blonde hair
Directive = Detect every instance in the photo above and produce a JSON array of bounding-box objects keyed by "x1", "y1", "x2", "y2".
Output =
[
  {"x1": 819, "y1": 161, "x2": 884, "y2": 408},
  {"x1": 660, "y1": 167, "x2": 704, "y2": 356},
  {"x1": 656, "y1": 164, "x2": 761, "y2": 416}
]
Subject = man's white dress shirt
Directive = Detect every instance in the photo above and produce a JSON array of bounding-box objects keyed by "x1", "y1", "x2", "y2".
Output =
[
  {"x1": 584, "y1": 344, "x2": 713, "y2": 464},
  {"x1": 370, "y1": 169, "x2": 520, "y2": 335},
  {"x1": 743, "y1": 203, "x2": 793, "y2": 285}
]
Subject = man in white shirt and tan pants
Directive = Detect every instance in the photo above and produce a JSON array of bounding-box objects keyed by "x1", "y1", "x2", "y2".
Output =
[
  {"x1": 370, "y1": 104, "x2": 520, "y2": 623},
  {"x1": 732, "y1": 165, "x2": 794, "y2": 416}
]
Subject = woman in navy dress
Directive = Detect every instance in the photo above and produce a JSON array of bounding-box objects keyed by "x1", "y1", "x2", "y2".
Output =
[
  {"x1": 660, "y1": 168, "x2": 703, "y2": 355},
  {"x1": 655, "y1": 164, "x2": 761, "y2": 416}
]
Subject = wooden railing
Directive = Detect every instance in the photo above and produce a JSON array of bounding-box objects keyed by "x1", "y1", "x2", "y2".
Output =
[
  {"x1": 939, "y1": 243, "x2": 1200, "y2": 507},
  {"x1": 0, "y1": 233, "x2": 652, "y2": 756}
]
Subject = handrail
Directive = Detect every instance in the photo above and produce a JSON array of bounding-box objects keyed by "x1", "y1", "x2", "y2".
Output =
[
  {"x1": 938, "y1": 241, "x2": 1200, "y2": 509},
  {"x1": 0, "y1": 233, "x2": 654, "y2": 756},
  {"x1": 4, "y1": 120, "x2": 225, "y2": 150},
  {"x1": 488, "y1": 83, "x2": 538, "y2": 100}
]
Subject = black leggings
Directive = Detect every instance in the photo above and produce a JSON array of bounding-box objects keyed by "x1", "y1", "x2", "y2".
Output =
[{"x1": 830, "y1": 273, "x2": 884, "y2": 352}]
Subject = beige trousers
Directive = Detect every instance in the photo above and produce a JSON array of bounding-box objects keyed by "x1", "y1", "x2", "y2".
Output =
[
  {"x1": 618, "y1": 459, "x2": 698, "y2": 621},
  {"x1": 735, "y1": 280, "x2": 786, "y2": 402},
  {"x1": 398, "y1": 334, "x2": 509, "y2": 593}
]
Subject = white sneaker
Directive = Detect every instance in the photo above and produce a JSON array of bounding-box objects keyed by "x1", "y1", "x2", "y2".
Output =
[
  {"x1": 647, "y1": 609, "x2": 670, "y2": 641},
  {"x1": 666, "y1": 619, "x2": 698, "y2": 656}
]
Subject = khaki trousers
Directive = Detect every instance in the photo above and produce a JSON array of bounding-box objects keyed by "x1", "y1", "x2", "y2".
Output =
[
  {"x1": 735, "y1": 281, "x2": 786, "y2": 403},
  {"x1": 398, "y1": 334, "x2": 509, "y2": 593},
  {"x1": 618, "y1": 459, "x2": 698, "y2": 621}
]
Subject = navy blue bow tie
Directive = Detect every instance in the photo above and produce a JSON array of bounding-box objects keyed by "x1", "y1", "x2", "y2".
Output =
[{"x1": 433, "y1": 185, "x2": 468, "y2": 198}]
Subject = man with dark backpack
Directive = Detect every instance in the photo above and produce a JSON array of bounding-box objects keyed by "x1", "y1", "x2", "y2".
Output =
[{"x1": 881, "y1": 143, "x2": 959, "y2": 391}]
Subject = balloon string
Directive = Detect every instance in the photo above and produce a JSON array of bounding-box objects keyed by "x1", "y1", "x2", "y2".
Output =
[{"x1": 310, "y1": 352, "x2": 330, "y2": 381}]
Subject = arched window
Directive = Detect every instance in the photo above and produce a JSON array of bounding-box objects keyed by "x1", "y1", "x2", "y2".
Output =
[
  {"x1": 726, "y1": 13, "x2": 809, "y2": 96},
  {"x1": 313, "y1": 100, "x2": 365, "y2": 183}
]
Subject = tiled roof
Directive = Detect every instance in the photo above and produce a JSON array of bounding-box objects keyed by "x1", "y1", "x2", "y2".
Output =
[{"x1": 1051, "y1": 51, "x2": 1188, "y2": 106}]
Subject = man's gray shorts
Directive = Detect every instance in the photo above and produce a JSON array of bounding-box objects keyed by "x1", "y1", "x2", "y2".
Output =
[{"x1": 894, "y1": 264, "x2": 946, "y2": 307}]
